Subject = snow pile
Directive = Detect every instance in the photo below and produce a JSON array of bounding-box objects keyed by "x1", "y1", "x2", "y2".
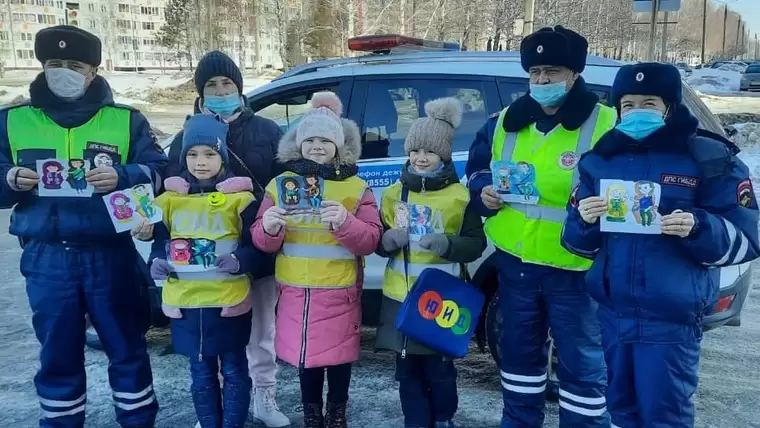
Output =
[{"x1": 687, "y1": 68, "x2": 742, "y2": 93}]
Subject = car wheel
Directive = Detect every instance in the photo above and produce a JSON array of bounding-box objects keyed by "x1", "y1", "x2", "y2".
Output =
[
  {"x1": 486, "y1": 295, "x2": 560, "y2": 402},
  {"x1": 85, "y1": 325, "x2": 104, "y2": 351}
]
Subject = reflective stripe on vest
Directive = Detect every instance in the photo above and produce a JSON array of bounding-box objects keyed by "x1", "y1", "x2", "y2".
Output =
[
  {"x1": 484, "y1": 103, "x2": 617, "y2": 271},
  {"x1": 154, "y1": 191, "x2": 254, "y2": 308},
  {"x1": 7, "y1": 105, "x2": 131, "y2": 165},
  {"x1": 380, "y1": 180, "x2": 469, "y2": 302},
  {"x1": 267, "y1": 173, "x2": 369, "y2": 288}
]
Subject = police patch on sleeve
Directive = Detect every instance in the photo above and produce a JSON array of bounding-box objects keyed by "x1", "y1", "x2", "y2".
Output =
[{"x1": 738, "y1": 179, "x2": 754, "y2": 208}]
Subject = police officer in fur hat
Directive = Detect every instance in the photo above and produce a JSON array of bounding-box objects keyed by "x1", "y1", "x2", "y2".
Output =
[
  {"x1": 0, "y1": 25, "x2": 165, "y2": 427},
  {"x1": 465, "y1": 25, "x2": 616, "y2": 427},
  {"x1": 564, "y1": 62, "x2": 760, "y2": 428}
]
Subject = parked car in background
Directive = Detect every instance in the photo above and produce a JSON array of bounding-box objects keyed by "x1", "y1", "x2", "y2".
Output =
[
  {"x1": 740, "y1": 63, "x2": 760, "y2": 91},
  {"x1": 675, "y1": 61, "x2": 693, "y2": 77}
]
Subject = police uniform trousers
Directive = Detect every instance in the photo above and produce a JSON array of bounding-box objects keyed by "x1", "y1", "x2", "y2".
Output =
[
  {"x1": 21, "y1": 239, "x2": 158, "y2": 428},
  {"x1": 497, "y1": 251, "x2": 608, "y2": 428}
]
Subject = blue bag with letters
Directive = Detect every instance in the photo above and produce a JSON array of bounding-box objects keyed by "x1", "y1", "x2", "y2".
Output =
[{"x1": 393, "y1": 186, "x2": 485, "y2": 358}]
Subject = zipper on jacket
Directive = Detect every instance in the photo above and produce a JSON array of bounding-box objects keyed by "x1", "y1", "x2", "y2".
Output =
[
  {"x1": 198, "y1": 308, "x2": 204, "y2": 362},
  {"x1": 298, "y1": 289, "x2": 311, "y2": 372},
  {"x1": 401, "y1": 336, "x2": 408, "y2": 359},
  {"x1": 421, "y1": 177, "x2": 427, "y2": 193},
  {"x1": 66, "y1": 129, "x2": 71, "y2": 159}
]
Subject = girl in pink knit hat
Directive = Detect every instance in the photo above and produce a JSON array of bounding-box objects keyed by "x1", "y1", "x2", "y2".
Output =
[{"x1": 251, "y1": 91, "x2": 382, "y2": 428}]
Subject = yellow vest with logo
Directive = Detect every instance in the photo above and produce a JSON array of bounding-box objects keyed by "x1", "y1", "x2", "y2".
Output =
[
  {"x1": 484, "y1": 104, "x2": 617, "y2": 271},
  {"x1": 6, "y1": 105, "x2": 131, "y2": 164},
  {"x1": 380, "y1": 181, "x2": 469, "y2": 302},
  {"x1": 267, "y1": 172, "x2": 369, "y2": 288},
  {"x1": 154, "y1": 191, "x2": 254, "y2": 308}
]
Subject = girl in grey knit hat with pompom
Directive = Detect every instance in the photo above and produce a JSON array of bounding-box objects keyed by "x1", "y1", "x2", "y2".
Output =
[{"x1": 375, "y1": 97, "x2": 487, "y2": 428}]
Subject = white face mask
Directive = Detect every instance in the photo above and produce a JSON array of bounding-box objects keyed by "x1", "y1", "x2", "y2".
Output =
[{"x1": 44, "y1": 67, "x2": 87, "y2": 100}]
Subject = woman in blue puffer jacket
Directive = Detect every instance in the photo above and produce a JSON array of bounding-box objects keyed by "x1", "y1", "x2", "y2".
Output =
[{"x1": 562, "y1": 62, "x2": 760, "y2": 428}]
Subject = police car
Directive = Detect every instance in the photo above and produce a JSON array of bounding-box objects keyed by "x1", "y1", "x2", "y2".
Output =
[{"x1": 131, "y1": 34, "x2": 753, "y2": 399}]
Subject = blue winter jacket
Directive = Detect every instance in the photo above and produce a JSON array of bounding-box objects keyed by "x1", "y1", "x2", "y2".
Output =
[
  {"x1": 561, "y1": 106, "x2": 760, "y2": 342},
  {"x1": 0, "y1": 73, "x2": 168, "y2": 242}
]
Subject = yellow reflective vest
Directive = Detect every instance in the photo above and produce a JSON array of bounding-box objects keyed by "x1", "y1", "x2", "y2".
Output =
[
  {"x1": 6, "y1": 105, "x2": 131, "y2": 164},
  {"x1": 154, "y1": 190, "x2": 254, "y2": 308},
  {"x1": 380, "y1": 181, "x2": 469, "y2": 302},
  {"x1": 266, "y1": 172, "x2": 369, "y2": 288},
  {"x1": 484, "y1": 103, "x2": 617, "y2": 271}
]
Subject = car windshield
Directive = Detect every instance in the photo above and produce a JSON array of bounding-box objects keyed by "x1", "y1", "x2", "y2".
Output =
[{"x1": 746, "y1": 65, "x2": 760, "y2": 73}]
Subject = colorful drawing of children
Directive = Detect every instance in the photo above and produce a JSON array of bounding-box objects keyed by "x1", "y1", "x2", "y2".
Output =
[
  {"x1": 633, "y1": 180, "x2": 658, "y2": 226},
  {"x1": 411, "y1": 204, "x2": 433, "y2": 236},
  {"x1": 191, "y1": 238, "x2": 216, "y2": 267},
  {"x1": 304, "y1": 174, "x2": 322, "y2": 209},
  {"x1": 169, "y1": 239, "x2": 191, "y2": 264},
  {"x1": 41, "y1": 160, "x2": 64, "y2": 190},
  {"x1": 132, "y1": 184, "x2": 156, "y2": 218},
  {"x1": 109, "y1": 193, "x2": 133, "y2": 220},
  {"x1": 605, "y1": 184, "x2": 628, "y2": 222},
  {"x1": 281, "y1": 177, "x2": 300, "y2": 206},
  {"x1": 514, "y1": 161, "x2": 538, "y2": 200},
  {"x1": 394, "y1": 202, "x2": 410, "y2": 228},
  {"x1": 93, "y1": 153, "x2": 113, "y2": 168},
  {"x1": 66, "y1": 159, "x2": 88, "y2": 193},
  {"x1": 497, "y1": 164, "x2": 512, "y2": 192}
]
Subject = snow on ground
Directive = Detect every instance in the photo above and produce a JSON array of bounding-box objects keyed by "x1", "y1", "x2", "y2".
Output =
[{"x1": 687, "y1": 67, "x2": 743, "y2": 94}]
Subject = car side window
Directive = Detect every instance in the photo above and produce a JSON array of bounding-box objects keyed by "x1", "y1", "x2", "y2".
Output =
[
  {"x1": 253, "y1": 84, "x2": 340, "y2": 133},
  {"x1": 360, "y1": 80, "x2": 492, "y2": 159}
]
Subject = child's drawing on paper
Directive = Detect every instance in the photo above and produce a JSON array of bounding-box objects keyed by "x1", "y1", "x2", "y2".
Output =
[
  {"x1": 410, "y1": 204, "x2": 433, "y2": 241},
  {"x1": 109, "y1": 192, "x2": 133, "y2": 221},
  {"x1": 394, "y1": 202, "x2": 410, "y2": 229},
  {"x1": 40, "y1": 160, "x2": 64, "y2": 190},
  {"x1": 491, "y1": 160, "x2": 540, "y2": 204},
  {"x1": 303, "y1": 174, "x2": 323, "y2": 210},
  {"x1": 36, "y1": 158, "x2": 94, "y2": 197},
  {"x1": 66, "y1": 159, "x2": 88, "y2": 194},
  {"x1": 599, "y1": 179, "x2": 662, "y2": 235},
  {"x1": 101, "y1": 183, "x2": 163, "y2": 233},
  {"x1": 633, "y1": 180, "x2": 658, "y2": 226}
]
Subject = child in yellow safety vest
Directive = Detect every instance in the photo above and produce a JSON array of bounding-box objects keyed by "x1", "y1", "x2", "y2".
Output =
[
  {"x1": 138, "y1": 113, "x2": 269, "y2": 427},
  {"x1": 251, "y1": 91, "x2": 382, "y2": 428},
  {"x1": 375, "y1": 97, "x2": 487, "y2": 428}
]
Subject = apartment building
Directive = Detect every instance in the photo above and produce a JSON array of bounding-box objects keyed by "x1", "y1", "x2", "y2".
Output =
[{"x1": 0, "y1": 0, "x2": 283, "y2": 71}]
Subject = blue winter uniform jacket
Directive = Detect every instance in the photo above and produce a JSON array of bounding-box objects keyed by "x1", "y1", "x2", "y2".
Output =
[
  {"x1": 561, "y1": 106, "x2": 760, "y2": 342},
  {"x1": 0, "y1": 74, "x2": 168, "y2": 243},
  {"x1": 148, "y1": 175, "x2": 263, "y2": 357}
]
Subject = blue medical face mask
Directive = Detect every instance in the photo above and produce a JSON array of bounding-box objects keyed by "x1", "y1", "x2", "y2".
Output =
[
  {"x1": 529, "y1": 81, "x2": 569, "y2": 107},
  {"x1": 204, "y1": 94, "x2": 242, "y2": 117},
  {"x1": 616, "y1": 108, "x2": 666, "y2": 141}
]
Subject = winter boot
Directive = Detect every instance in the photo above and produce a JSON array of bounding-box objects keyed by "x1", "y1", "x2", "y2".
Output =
[
  {"x1": 253, "y1": 386, "x2": 291, "y2": 427},
  {"x1": 302, "y1": 402, "x2": 324, "y2": 428},
  {"x1": 324, "y1": 401, "x2": 347, "y2": 428}
]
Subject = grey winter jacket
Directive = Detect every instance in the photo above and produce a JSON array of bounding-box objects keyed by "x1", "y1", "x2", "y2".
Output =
[{"x1": 375, "y1": 162, "x2": 487, "y2": 355}]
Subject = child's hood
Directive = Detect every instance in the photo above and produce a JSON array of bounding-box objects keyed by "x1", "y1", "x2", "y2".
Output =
[{"x1": 276, "y1": 117, "x2": 362, "y2": 165}]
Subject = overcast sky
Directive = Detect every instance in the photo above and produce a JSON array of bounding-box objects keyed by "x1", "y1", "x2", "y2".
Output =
[{"x1": 724, "y1": 0, "x2": 759, "y2": 37}]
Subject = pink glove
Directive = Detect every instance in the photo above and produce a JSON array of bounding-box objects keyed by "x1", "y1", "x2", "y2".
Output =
[
  {"x1": 216, "y1": 176, "x2": 253, "y2": 194},
  {"x1": 164, "y1": 176, "x2": 190, "y2": 195}
]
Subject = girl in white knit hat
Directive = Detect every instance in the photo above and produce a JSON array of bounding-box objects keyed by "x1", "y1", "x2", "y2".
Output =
[
  {"x1": 376, "y1": 97, "x2": 487, "y2": 428},
  {"x1": 250, "y1": 91, "x2": 382, "y2": 428}
]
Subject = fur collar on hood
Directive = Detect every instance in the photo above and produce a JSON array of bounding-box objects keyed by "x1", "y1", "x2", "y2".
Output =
[{"x1": 276, "y1": 117, "x2": 363, "y2": 166}]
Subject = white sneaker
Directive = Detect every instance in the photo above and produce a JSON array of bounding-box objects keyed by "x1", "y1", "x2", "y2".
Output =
[{"x1": 253, "y1": 386, "x2": 290, "y2": 427}]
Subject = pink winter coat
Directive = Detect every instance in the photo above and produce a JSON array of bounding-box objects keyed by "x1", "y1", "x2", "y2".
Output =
[{"x1": 251, "y1": 190, "x2": 382, "y2": 368}]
